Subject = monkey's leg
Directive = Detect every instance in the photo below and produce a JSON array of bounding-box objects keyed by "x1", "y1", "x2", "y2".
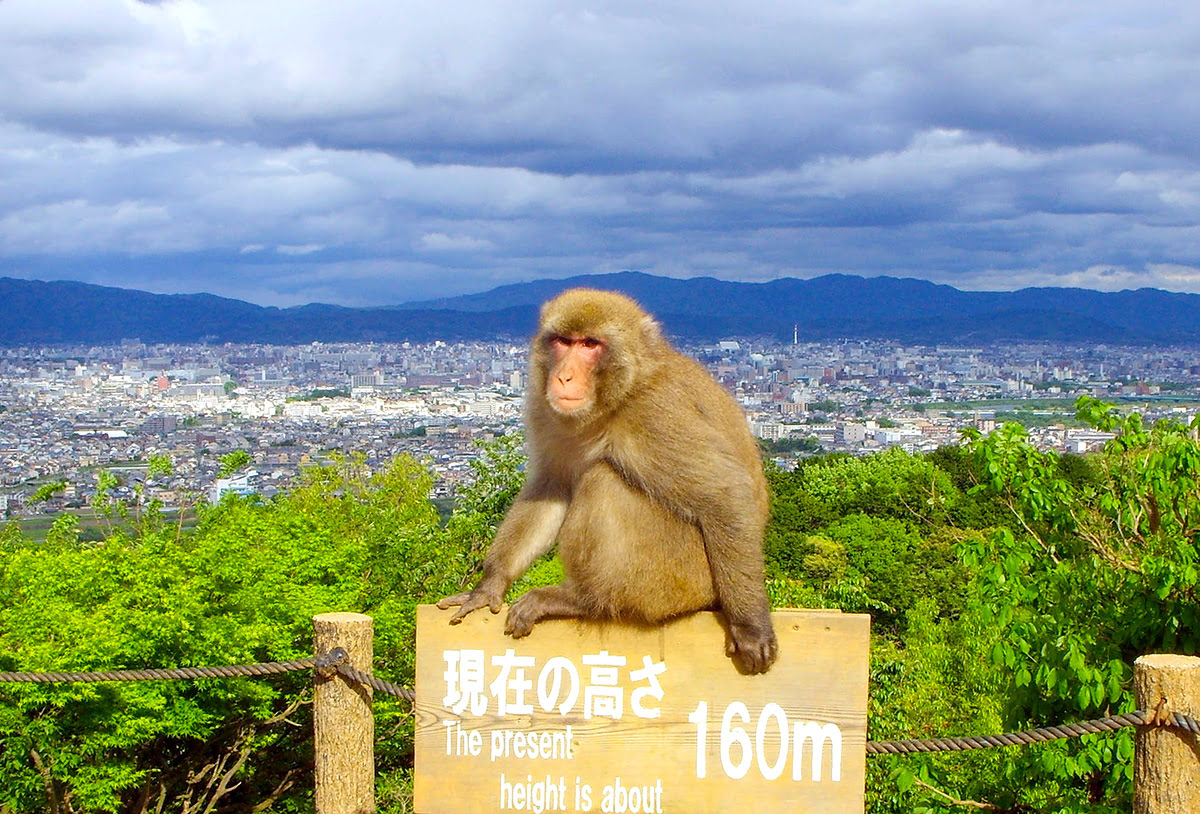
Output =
[
  {"x1": 504, "y1": 585, "x2": 589, "y2": 638},
  {"x1": 703, "y1": 518, "x2": 778, "y2": 675}
]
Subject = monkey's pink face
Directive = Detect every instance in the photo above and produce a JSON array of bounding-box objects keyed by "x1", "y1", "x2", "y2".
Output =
[{"x1": 546, "y1": 334, "x2": 606, "y2": 414}]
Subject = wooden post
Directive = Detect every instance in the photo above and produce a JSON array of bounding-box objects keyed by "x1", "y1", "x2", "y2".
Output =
[
  {"x1": 314, "y1": 612, "x2": 375, "y2": 814},
  {"x1": 1134, "y1": 654, "x2": 1200, "y2": 813}
]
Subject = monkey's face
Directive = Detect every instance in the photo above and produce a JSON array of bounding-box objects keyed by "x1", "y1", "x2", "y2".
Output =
[
  {"x1": 544, "y1": 334, "x2": 606, "y2": 416},
  {"x1": 531, "y1": 288, "x2": 660, "y2": 421}
]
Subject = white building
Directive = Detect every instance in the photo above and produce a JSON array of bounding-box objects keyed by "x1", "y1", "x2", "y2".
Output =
[{"x1": 209, "y1": 471, "x2": 258, "y2": 503}]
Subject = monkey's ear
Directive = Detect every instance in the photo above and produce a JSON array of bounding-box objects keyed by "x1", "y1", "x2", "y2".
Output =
[{"x1": 639, "y1": 315, "x2": 663, "y2": 344}]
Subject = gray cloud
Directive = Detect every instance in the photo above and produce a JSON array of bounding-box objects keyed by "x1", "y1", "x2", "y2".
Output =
[{"x1": 1, "y1": 0, "x2": 1199, "y2": 306}]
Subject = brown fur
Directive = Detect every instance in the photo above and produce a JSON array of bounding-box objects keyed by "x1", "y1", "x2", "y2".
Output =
[{"x1": 438, "y1": 289, "x2": 777, "y2": 673}]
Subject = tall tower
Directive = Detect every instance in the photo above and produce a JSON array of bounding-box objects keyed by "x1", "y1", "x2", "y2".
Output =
[{"x1": 793, "y1": 324, "x2": 798, "y2": 345}]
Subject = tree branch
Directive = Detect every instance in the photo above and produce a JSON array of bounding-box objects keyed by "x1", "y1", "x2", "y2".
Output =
[
  {"x1": 1002, "y1": 489, "x2": 1060, "y2": 564},
  {"x1": 250, "y1": 769, "x2": 298, "y2": 813},
  {"x1": 913, "y1": 776, "x2": 1002, "y2": 811},
  {"x1": 201, "y1": 736, "x2": 251, "y2": 814},
  {"x1": 1069, "y1": 506, "x2": 1142, "y2": 573},
  {"x1": 29, "y1": 749, "x2": 62, "y2": 814}
]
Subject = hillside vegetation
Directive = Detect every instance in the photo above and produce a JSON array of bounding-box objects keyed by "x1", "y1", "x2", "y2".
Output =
[{"x1": 1, "y1": 398, "x2": 1197, "y2": 812}]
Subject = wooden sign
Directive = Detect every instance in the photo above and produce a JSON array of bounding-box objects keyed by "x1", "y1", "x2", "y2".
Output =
[{"x1": 414, "y1": 605, "x2": 870, "y2": 814}]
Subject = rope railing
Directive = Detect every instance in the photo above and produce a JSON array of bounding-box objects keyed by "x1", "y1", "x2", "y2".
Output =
[
  {"x1": 867, "y1": 711, "x2": 1152, "y2": 754},
  {"x1": 332, "y1": 660, "x2": 414, "y2": 702},
  {"x1": 0, "y1": 658, "x2": 321, "y2": 684},
  {"x1": 0, "y1": 658, "x2": 1193, "y2": 752},
  {"x1": 0, "y1": 650, "x2": 415, "y2": 702}
]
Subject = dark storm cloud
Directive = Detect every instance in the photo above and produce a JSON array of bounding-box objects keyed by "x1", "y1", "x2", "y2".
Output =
[{"x1": 1, "y1": 0, "x2": 1198, "y2": 305}]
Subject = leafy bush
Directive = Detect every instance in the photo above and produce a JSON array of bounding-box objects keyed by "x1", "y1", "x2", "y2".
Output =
[
  {"x1": 0, "y1": 454, "x2": 467, "y2": 812},
  {"x1": 947, "y1": 398, "x2": 1200, "y2": 811},
  {"x1": 3, "y1": 401, "x2": 1189, "y2": 812}
]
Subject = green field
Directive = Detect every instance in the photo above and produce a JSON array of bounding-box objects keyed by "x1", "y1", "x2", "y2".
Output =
[{"x1": 11, "y1": 507, "x2": 195, "y2": 544}]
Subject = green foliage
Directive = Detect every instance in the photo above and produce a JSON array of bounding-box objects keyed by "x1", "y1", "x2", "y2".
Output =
[
  {"x1": 925, "y1": 444, "x2": 1010, "y2": 528},
  {"x1": 994, "y1": 409, "x2": 1085, "y2": 429},
  {"x1": 771, "y1": 448, "x2": 965, "y2": 536},
  {"x1": 867, "y1": 599, "x2": 1007, "y2": 813},
  {"x1": 218, "y1": 450, "x2": 252, "y2": 478},
  {"x1": 0, "y1": 453, "x2": 468, "y2": 812},
  {"x1": 764, "y1": 436, "x2": 1143, "y2": 810},
  {"x1": 289, "y1": 388, "x2": 350, "y2": 401},
  {"x1": 798, "y1": 535, "x2": 847, "y2": 581},
  {"x1": 454, "y1": 432, "x2": 525, "y2": 523},
  {"x1": 30, "y1": 481, "x2": 67, "y2": 504},
  {"x1": 758, "y1": 435, "x2": 821, "y2": 454},
  {"x1": 772, "y1": 414, "x2": 1160, "y2": 811},
  {"x1": 824, "y1": 515, "x2": 968, "y2": 632},
  {"x1": 0, "y1": 522, "x2": 21, "y2": 548},
  {"x1": 766, "y1": 453, "x2": 974, "y2": 637},
  {"x1": 90, "y1": 469, "x2": 122, "y2": 520},
  {"x1": 147, "y1": 453, "x2": 174, "y2": 480},
  {"x1": 953, "y1": 396, "x2": 1200, "y2": 810},
  {"x1": 3, "y1": 395, "x2": 1187, "y2": 811}
]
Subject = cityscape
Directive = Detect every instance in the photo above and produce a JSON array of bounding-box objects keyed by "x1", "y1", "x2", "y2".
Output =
[{"x1": 3, "y1": 336, "x2": 1200, "y2": 526}]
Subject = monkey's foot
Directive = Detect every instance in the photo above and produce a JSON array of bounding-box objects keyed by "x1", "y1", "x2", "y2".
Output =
[
  {"x1": 726, "y1": 620, "x2": 779, "y2": 675},
  {"x1": 504, "y1": 585, "x2": 585, "y2": 638},
  {"x1": 503, "y1": 597, "x2": 539, "y2": 638}
]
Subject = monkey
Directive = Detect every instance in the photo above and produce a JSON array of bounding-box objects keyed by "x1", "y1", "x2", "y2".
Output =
[{"x1": 438, "y1": 288, "x2": 777, "y2": 674}]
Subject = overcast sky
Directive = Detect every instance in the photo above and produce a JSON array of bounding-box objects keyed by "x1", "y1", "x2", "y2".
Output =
[{"x1": 2, "y1": 0, "x2": 1199, "y2": 307}]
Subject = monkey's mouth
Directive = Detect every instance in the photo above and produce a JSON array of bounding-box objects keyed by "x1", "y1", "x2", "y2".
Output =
[{"x1": 550, "y1": 395, "x2": 590, "y2": 412}]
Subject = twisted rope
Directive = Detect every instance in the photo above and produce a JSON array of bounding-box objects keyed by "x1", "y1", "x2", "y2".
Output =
[
  {"x1": 0, "y1": 651, "x2": 414, "y2": 702},
  {"x1": 0, "y1": 658, "x2": 318, "y2": 684},
  {"x1": 3, "y1": 658, "x2": 1198, "y2": 748},
  {"x1": 867, "y1": 710, "x2": 1200, "y2": 754},
  {"x1": 1165, "y1": 710, "x2": 1200, "y2": 735},
  {"x1": 333, "y1": 662, "x2": 414, "y2": 702}
]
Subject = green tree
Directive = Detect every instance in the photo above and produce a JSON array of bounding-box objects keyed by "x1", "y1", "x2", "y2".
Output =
[
  {"x1": 454, "y1": 432, "x2": 525, "y2": 523},
  {"x1": 30, "y1": 481, "x2": 67, "y2": 504},
  {"x1": 218, "y1": 450, "x2": 252, "y2": 478},
  {"x1": 147, "y1": 453, "x2": 173, "y2": 481},
  {"x1": 951, "y1": 396, "x2": 1200, "y2": 811},
  {"x1": 0, "y1": 453, "x2": 463, "y2": 812},
  {"x1": 442, "y1": 433, "x2": 527, "y2": 585},
  {"x1": 759, "y1": 435, "x2": 821, "y2": 454},
  {"x1": 868, "y1": 597, "x2": 1008, "y2": 813},
  {"x1": 778, "y1": 448, "x2": 962, "y2": 529}
]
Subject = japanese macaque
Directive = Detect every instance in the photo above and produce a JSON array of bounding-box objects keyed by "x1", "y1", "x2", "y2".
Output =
[{"x1": 439, "y1": 288, "x2": 777, "y2": 674}]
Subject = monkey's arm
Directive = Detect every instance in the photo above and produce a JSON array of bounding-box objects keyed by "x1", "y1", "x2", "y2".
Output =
[
  {"x1": 438, "y1": 478, "x2": 569, "y2": 624},
  {"x1": 610, "y1": 401, "x2": 778, "y2": 673}
]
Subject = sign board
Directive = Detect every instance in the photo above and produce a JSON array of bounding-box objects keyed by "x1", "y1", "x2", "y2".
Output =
[{"x1": 414, "y1": 606, "x2": 869, "y2": 813}]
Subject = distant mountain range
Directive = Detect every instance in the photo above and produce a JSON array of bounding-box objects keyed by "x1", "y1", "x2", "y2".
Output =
[{"x1": 3, "y1": 272, "x2": 1200, "y2": 346}]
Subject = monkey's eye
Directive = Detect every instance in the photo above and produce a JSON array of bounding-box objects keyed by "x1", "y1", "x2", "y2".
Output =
[{"x1": 580, "y1": 337, "x2": 603, "y2": 350}]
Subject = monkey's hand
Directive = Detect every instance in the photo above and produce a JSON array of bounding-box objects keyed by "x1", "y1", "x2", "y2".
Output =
[
  {"x1": 726, "y1": 619, "x2": 779, "y2": 675},
  {"x1": 503, "y1": 591, "x2": 541, "y2": 638},
  {"x1": 437, "y1": 579, "x2": 505, "y2": 624}
]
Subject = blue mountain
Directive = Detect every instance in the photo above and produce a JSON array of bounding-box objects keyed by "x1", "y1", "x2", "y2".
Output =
[{"x1": 2, "y1": 272, "x2": 1199, "y2": 346}]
